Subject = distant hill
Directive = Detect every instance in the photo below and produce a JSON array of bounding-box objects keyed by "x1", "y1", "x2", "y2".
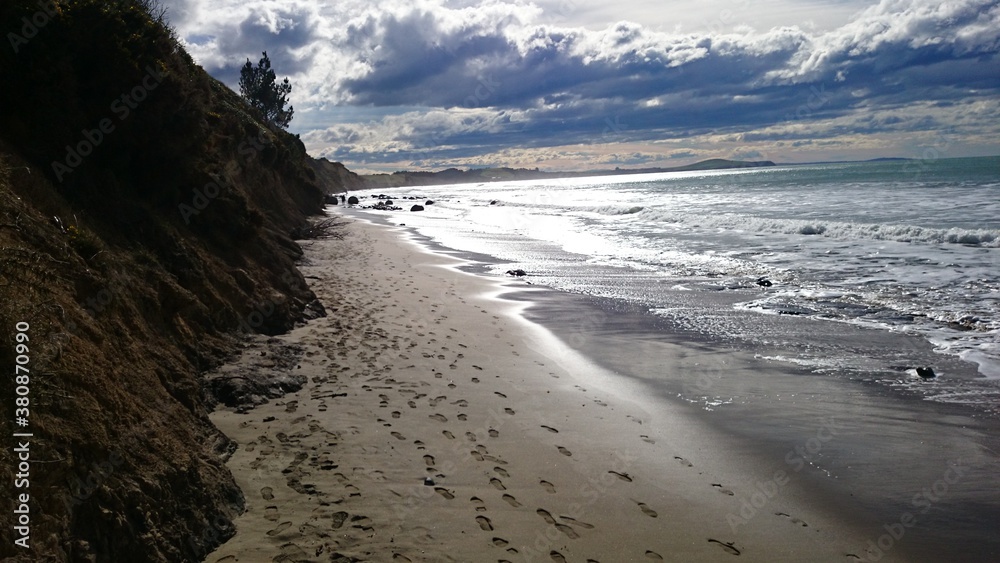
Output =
[{"x1": 358, "y1": 159, "x2": 776, "y2": 189}]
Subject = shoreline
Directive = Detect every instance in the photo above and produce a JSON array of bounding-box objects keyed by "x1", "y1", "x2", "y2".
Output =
[{"x1": 205, "y1": 215, "x2": 999, "y2": 562}]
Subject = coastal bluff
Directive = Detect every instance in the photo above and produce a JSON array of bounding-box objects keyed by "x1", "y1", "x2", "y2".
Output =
[{"x1": 0, "y1": 1, "x2": 343, "y2": 560}]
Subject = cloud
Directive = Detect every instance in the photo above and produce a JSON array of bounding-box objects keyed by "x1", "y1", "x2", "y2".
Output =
[{"x1": 164, "y1": 0, "x2": 1000, "y2": 170}]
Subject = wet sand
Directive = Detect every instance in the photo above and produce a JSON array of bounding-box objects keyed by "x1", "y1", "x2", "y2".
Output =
[{"x1": 204, "y1": 216, "x2": 963, "y2": 562}]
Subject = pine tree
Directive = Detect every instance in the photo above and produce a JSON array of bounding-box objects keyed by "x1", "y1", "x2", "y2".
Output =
[{"x1": 239, "y1": 51, "x2": 294, "y2": 129}]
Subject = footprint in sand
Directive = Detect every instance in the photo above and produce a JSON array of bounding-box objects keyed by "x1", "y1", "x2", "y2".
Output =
[
  {"x1": 466, "y1": 431, "x2": 477, "y2": 441},
  {"x1": 277, "y1": 543, "x2": 309, "y2": 560},
  {"x1": 435, "y1": 487, "x2": 455, "y2": 500},
  {"x1": 430, "y1": 414, "x2": 448, "y2": 422},
  {"x1": 391, "y1": 411, "x2": 401, "y2": 419},
  {"x1": 502, "y1": 494, "x2": 521, "y2": 507},
  {"x1": 707, "y1": 539, "x2": 741, "y2": 556},
  {"x1": 331, "y1": 511, "x2": 348, "y2": 529},
  {"x1": 443, "y1": 430, "x2": 455, "y2": 439},
  {"x1": 391, "y1": 431, "x2": 406, "y2": 440},
  {"x1": 472, "y1": 365, "x2": 483, "y2": 370},
  {"x1": 537, "y1": 508, "x2": 557, "y2": 525},
  {"x1": 560, "y1": 516, "x2": 595, "y2": 529},
  {"x1": 609, "y1": 471, "x2": 633, "y2": 482},
  {"x1": 471, "y1": 450, "x2": 485, "y2": 462},
  {"x1": 488, "y1": 428, "x2": 499, "y2": 438},
  {"x1": 494, "y1": 467, "x2": 510, "y2": 478},
  {"x1": 645, "y1": 551, "x2": 664, "y2": 560},
  {"x1": 391, "y1": 554, "x2": 412, "y2": 562},
  {"x1": 540, "y1": 425, "x2": 559, "y2": 433},
  {"x1": 674, "y1": 456, "x2": 693, "y2": 467},
  {"x1": 350, "y1": 515, "x2": 374, "y2": 533},
  {"x1": 471, "y1": 377, "x2": 480, "y2": 383},
  {"x1": 775, "y1": 512, "x2": 808, "y2": 527},
  {"x1": 550, "y1": 550, "x2": 568, "y2": 562},
  {"x1": 451, "y1": 399, "x2": 469, "y2": 407},
  {"x1": 490, "y1": 478, "x2": 506, "y2": 490},
  {"x1": 264, "y1": 506, "x2": 279, "y2": 521},
  {"x1": 261, "y1": 487, "x2": 274, "y2": 500},
  {"x1": 493, "y1": 537, "x2": 510, "y2": 547},
  {"x1": 637, "y1": 502, "x2": 658, "y2": 518},
  {"x1": 470, "y1": 497, "x2": 487, "y2": 512},
  {"x1": 556, "y1": 523, "x2": 580, "y2": 539},
  {"x1": 407, "y1": 400, "x2": 417, "y2": 409},
  {"x1": 556, "y1": 446, "x2": 572, "y2": 457},
  {"x1": 504, "y1": 407, "x2": 515, "y2": 415},
  {"x1": 266, "y1": 521, "x2": 292, "y2": 536},
  {"x1": 457, "y1": 413, "x2": 468, "y2": 421},
  {"x1": 476, "y1": 516, "x2": 494, "y2": 531},
  {"x1": 712, "y1": 484, "x2": 735, "y2": 496},
  {"x1": 494, "y1": 391, "x2": 507, "y2": 398},
  {"x1": 540, "y1": 480, "x2": 556, "y2": 493},
  {"x1": 423, "y1": 455, "x2": 435, "y2": 466}
]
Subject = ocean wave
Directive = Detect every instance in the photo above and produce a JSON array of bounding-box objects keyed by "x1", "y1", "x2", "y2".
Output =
[
  {"x1": 585, "y1": 205, "x2": 645, "y2": 215},
  {"x1": 634, "y1": 209, "x2": 1000, "y2": 247}
]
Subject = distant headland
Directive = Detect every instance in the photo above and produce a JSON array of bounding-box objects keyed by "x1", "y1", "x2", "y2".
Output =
[{"x1": 312, "y1": 158, "x2": 777, "y2": 191}]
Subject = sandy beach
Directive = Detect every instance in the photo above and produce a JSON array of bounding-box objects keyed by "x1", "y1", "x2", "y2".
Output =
[{"x1": 205, "y1": 216, "x2": 903, "y2": 563}]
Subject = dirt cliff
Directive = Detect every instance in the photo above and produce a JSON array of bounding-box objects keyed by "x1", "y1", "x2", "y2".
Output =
[{"x1": 0, "y1": 1, "x2": 333, "y2": 560}]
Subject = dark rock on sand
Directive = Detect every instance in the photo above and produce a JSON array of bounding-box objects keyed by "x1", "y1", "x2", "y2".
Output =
[
  {"x1": 411, "y1": 205, "x2": 425, "y2": 212},
  {"x1": 916, "y1": 367, "x2": 937, "y2": 379},
  {"x1": 426, "y1": 200, "x2": 435, "y2": 205},
  {"x1": 302, "y1": 299, "x2": 327, "y2": 320},
  {"x1": 756, "y1": 277, "x2": 773, "y2": 287},
  {"x1": 348, "y1": 196, "x2": 359, "y2": 205},
  {"x1": 506, "y1": 269, "x2": 527, "y2": 277}
]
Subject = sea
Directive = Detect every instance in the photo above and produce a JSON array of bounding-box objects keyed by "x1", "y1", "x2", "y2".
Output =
[
  {"x1": 360, "y1": 156, "x2": 1000, "y2": 416},
  {"x1": 347, "y1": 155, "x2": 1000, "y2": 560}
]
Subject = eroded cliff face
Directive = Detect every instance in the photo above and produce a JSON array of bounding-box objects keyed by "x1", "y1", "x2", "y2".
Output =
[{"x1": 0, "y1": 1, "x2": 332, "y2": 560}]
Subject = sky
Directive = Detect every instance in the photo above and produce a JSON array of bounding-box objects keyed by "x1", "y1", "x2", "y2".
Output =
[{"x1": 160, "y1": 0, "x2": 1000, "y2": 173}]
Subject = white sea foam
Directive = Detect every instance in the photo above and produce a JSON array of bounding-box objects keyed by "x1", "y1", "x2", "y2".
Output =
[{"x1": 366, "y1": 157, "x2": 1000, "y2": 412}]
